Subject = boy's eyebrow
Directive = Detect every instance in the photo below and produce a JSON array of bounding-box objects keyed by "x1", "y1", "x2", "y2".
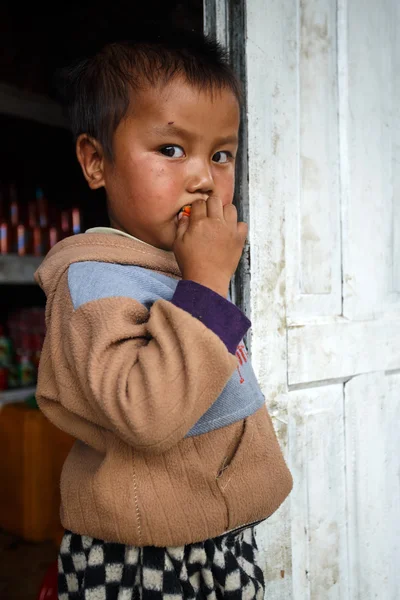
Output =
[{"x1": 151, "y1": 124, "x2": 238, "y2": 145}]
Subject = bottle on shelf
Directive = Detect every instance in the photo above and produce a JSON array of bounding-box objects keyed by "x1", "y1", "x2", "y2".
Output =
[
  {"x1": 9, "y1": 183, "x2": 21, "y2": 254},
  {"x1": 36, "y1": 187, "x2": 48, "y2": 229},
  {"x1": 32, "y1": 187, "x2": 49, "y2": 256},
  {"x1": 16, "y1": 206, "x2": 32, "y2": 257},
  {"x1": 17, "y1": 333, "x2": 36, "y2": 387},
  {"x1": 0, "y1": 185, "x2": 12, "y2": 255},
  {"x1": 0, "y1": 180, "x2": 86, "y2": 256},
  {"x1": 48, "y1": 204, "x2": 61, "y2": 250},
  {"x1": 9, "y1": 183, "x2": 19, "y2": 228},
  {"x1": 71, "y1": 207, "x2": 82, "y2": 235},
  {"x1": 61, "y1": 209, "x2": 71, "y2": 238}
]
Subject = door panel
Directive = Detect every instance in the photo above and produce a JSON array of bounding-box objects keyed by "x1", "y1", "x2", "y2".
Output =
[
  {"x1": 345, "y1": 372, "x2": 400, "y2": 599},
  {"x1": 287, "y1": 0, "x2": 342, "y2": 321},
  {"x1": 343, "y1": 0, "x2": 400, "y2": 318},
  {"x1": 288, "y1": 385, "x2": 348, "y2": 599}
]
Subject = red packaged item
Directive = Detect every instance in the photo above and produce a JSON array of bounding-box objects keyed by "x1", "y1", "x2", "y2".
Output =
[{"x1": 0, "y1": 366, "x2": 8, "y2": 390}]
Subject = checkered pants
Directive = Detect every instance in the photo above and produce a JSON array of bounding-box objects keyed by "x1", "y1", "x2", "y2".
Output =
[{"x1": 58, "y1": 527, "x2": 265, "y2": 599}]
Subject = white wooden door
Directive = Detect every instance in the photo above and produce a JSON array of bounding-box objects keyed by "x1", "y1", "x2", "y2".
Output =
[
  {"x1": 206, "y1": 0, "x2": 400, "y2": 598},
  {"x1": 246, "y1": 0, "x2": 400, "y2": 598}
]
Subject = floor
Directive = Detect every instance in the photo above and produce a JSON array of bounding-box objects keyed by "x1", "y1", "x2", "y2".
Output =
[{"x1": 0, "y1": 529, "x2": 57, "y2": 600}]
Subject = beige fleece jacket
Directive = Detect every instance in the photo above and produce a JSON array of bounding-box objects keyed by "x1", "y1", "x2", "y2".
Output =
[{"x1": 34, "y1": 233, "x2": 292, "y2": 546}]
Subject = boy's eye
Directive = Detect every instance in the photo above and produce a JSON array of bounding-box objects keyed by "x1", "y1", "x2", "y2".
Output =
[
  {"x1": 213, "y1": 151, "x2": 232, "y2": 164},
  {"x1": 160, "y1": 145, "x2": 185, "y2": 158}
]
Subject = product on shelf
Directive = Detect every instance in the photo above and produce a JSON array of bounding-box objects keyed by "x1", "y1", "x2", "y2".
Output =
[
  {"x1": 0, "y1": 325, "x2": 13, "y2": 391},
  {"x1": 48, "y1": 202, "x2": 62, "y2": 250},
  {"x1": 0, "y1": 307, "x2": 45, "y2": 391},
  {"x1": 0, "y1": 366, "x2": 7, "y2": 391},
  {"x1": 0, "y1": 324, "x2": 12, "y2": 364},
  {"x1": 61, "y1": 209, "x2": 72, "y2": 238},
  {"x1": 0, "y1": 324, "x2": 13, "y2": 391},
  {"x1": 0, "y1": 180, "x2": 83, "y2": 256},
  {"x1": 0, "y1": 184, "x2": 13, "y2": 254},
  {"x1": 72, "y1": 207, "x2": 82, "y2": 234}
]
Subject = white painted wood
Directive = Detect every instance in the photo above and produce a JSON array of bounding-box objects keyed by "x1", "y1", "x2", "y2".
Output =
[
  {"x1": 342, "y1": 0, "x2": 400, "y2": 319},
  {"x1": 245, "y1": 0, "x2": 297, "y2": 596},
  {"x1": 0, "y1": 255, "x2": 42, "y2": 284},
  {"x1": 287, "y1": 317, "x2": 400, "y2": 385},
  {"x1": 286, "y1": 0, "x2": 342, "y2": 322},
  {"x1": 392, "y1": 0, "x2": 400, "y2": 293},
  {"x1": 345, "y1": 372, "x2": 400, "y2": 599},
  {"x1": 288, "y1": 385, "x2": 348, "y2": 599},
  {"x1": 0, "y1": 82, "x2": 68, "y2": 129}
]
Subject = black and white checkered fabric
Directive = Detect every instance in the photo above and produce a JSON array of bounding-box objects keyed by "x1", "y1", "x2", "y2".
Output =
[{"x1": 58, "y1": 526, "x2": 265, "y2": 599}]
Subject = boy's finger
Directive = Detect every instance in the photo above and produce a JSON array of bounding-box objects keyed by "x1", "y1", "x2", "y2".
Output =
[
  {"x1": 206, "y1": 196, "x2": 223, "y2": 219},
  {"x1": 237, "y1": 221, "x2": 248, "y2": 242},
  {"x1": 175, "y1": 213, "x2": 190, "y2": 239},
  {"x1": 223, "y1": 203, "x2": 238, "y2": 224},
  {"x1": 190, "y1": 199, "x2": 207, "y2": 219}
]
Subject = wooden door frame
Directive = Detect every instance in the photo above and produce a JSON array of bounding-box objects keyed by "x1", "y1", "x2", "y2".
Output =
[{"x1": 203, "y1": 0, "x2": 252, "y2": 334}]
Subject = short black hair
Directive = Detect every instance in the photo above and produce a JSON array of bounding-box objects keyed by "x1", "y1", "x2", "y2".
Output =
[{"x1": 56, "y1": 27, "x2": 241, "y2": 160}]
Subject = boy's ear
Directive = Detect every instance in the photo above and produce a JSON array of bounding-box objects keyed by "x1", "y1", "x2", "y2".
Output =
[{"x1": 76, "y1": 134, "x2": 106, "y2": 190}]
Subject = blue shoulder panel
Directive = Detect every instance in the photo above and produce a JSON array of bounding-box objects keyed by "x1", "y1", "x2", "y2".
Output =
[{"x1": 68, "y1": 262, "x2": 178, "y2": 310}]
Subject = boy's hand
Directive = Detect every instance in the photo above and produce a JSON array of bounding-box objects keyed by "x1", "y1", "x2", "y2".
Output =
[{"x1": 173, "y1": 196, "x2": 248, "y2": 298}]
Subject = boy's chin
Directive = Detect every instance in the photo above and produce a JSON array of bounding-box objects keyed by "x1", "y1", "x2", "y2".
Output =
[{"x1": 149, "y1": 233, "x2": 176, "y2": 252}]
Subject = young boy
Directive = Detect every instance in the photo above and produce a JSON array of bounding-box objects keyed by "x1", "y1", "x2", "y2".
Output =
[{"x1": 35, "y1": 28, "x2": 292, "y2": 599}]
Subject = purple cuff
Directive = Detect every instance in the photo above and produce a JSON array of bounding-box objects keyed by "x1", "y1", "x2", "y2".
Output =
[{"x1": 171, "y1": 280, "x2": 251, "y2": 355}]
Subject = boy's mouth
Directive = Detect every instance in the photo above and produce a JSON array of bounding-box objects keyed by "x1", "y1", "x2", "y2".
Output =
[{"x1": 178, "y1": 205, "x2": 192, "y2": 217}]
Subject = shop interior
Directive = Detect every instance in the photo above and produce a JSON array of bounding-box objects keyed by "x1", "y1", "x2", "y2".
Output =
[{"x1": 0, "y1": 2, "x2": 202, "y2": 597}]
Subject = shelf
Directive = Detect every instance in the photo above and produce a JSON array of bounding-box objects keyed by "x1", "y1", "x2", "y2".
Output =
[
  {"x1": 0, "y1": 386, "x2": 36, "y2": 407},
  {"x1": 0, "y1": 82, "x2": 68, "y2": 129},
  {"x1": 0, "y1": 255, "x2": 43, "y2": 284}
]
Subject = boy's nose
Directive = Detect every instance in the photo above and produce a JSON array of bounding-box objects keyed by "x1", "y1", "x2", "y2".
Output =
[{"x1": 186, "y1": 162, "x2": 214, "y2": 196}]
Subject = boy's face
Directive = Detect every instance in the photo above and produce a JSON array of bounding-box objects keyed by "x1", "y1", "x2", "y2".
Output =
[{"x1": 101, "y1": 79, "x2": 240, "y2": 250}]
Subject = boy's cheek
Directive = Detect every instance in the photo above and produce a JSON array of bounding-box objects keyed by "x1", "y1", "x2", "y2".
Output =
[{"x1": 219, "y1": 178, "x2": 236, "y2": 206}]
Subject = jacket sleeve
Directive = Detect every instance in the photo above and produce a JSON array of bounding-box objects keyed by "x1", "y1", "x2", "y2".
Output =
[{"x1": 60, "y1": 281, "x2": 249, "y2": 454}]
